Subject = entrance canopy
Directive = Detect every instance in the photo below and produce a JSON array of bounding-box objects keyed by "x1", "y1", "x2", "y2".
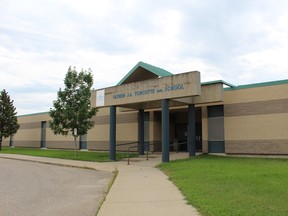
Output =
[
  {"x1": 92, "y1": 61, "x2": 225, "y2": 109},
  {"x1": 91, "y1": 61, "x2": 229, "y2": 162}
]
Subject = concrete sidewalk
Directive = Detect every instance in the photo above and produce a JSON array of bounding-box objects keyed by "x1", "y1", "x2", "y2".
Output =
[{"x1": 0, "y1": 153, "x2": 200, "y2": 216}]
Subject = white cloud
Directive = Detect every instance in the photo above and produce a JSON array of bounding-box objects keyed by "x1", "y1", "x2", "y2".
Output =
[
  {"x1": 60, "y1": 0, "x2": 113, "y2": 17},
  {"x1": 235, "y1": 47, "x2": 288, "y2": 83},
  {"x1": 13, "y1": 92, "x2": 56, "y2": 115},
  {"x1": 0, "y1": 47, "x2": 67, "y2": 88},
  {"x1": 237, "y1": 48, "x2": 288, "y2": 71},
  {"x1": 165, "y1": 57, "x2": 223, "y2": 82},
  {"x1": 1, "y1": 0, "x2": 288, "y2": 114},
  {"x1": 230, "y1": 5, "x2": 288, "y2": 83}
]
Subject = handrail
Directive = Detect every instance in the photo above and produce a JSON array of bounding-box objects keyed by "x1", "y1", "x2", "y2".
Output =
[
  {"x1": 127, "y1": 143, "x2": 155, "y2": 165},
  {"x1": 127, "y1": 141, "x2": 189, "y2": 165},
  {"x1": 170, "y1": 141, "x2": 188, "y2": 153},
  {"x1": 115, "y1": 142, "x2": 138, "y2": 147}
]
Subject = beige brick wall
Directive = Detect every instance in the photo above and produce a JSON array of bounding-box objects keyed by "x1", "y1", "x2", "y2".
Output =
[
  {"x1": 224, "y1": 83, "x2": 288, "y2": 154},
  {"x1": 11, "y1": 108, "x2": 140, "y2": 151},
  {"x1": 5, "y1": 81, "x2": 288, "y2": 155}
]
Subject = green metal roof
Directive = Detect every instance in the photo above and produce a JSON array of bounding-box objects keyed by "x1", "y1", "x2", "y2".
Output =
[
  {"x1": 17, "y1": 111, "x2": 49, "y2": 117},
  {"x1": 224, "y1": 79, "x2": 288, "y2": 91},
  {"x1": 201, "y1": 79, "x2": 288, "y2": 91},
  {"x1": 117, "y1": 61, "x2": 173, "y2": 85}
]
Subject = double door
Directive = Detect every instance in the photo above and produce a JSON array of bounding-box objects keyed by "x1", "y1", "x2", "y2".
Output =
[{"x1": 175, "y1": 123, "x2": 202, "y2": 152}]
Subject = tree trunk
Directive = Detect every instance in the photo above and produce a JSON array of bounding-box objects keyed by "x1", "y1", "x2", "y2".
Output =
[{"x1": 0, "y1": 139, "x2": 2, "y2": 151}]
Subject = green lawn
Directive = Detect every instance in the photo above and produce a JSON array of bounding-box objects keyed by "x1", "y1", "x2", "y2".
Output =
[
  {"x1": 158, "y1": 155, "x2": 288, "y2": 216},
  {"x1": 0, "y1": 147, "x2": 134, "y2": 162}
]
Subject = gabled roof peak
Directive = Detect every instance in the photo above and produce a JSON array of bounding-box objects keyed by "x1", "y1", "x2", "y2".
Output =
[{"x1": 117, "y1": 61, "x2": 173, "y2": 85}]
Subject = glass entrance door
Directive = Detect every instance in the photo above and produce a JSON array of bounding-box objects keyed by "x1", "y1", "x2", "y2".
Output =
[{"x1": 175, "y1": 123, "x2": 188, "y2": 151}]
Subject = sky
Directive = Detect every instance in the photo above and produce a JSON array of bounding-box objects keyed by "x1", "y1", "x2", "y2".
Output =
[{"x1": 1, "y1": 0, "x2": 288, "y2": 115}]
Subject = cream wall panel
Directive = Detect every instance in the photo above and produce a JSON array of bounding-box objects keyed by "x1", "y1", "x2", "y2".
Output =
[
  {"x1": 18, "y1": 113, "x2": 50, "y2": 124},
  {"x1": 153, "y1": 121, "x2": 161, "y2": 141},
  {"x1": 201, "y1": 106, "x2": 208, "y2": 153},
  {"x1": 202, "y1": 121, "x2": 208, "y2": 141},
  {"x1": 117, "y1": 123, "x2": 138, "y2": 141},
  {"x1": 202, "y1": 119, "x2": 208, "y2": 154},
  {"x1": 149, "y1": 121, "x2": 154, "y2": 142},
  {"x1": 201, "y1": 107, "x2": 208, "y2": 141},
  {"x1": 45, "y1": 129, "x2": 74, "y2": 141},
  {"x1": 202, "y1": 140, "x2": 208, "y2": 153},
  {"x1": 14, "y1": 129, "x2": 41, "y2": 141},
  {"x1": 225, "y1": 113, "x2": 288, "y2": 140},
  {"x1": 148, "y1": 111, "x2": 162, "y2": 142},
  {"x1": 88, "y1": 125, "x2": 110, "y2": 141},
  {"x1": 149, "y1": 112, "x2": 156, "y2": 143},
  {"x1": 224, "y1": 84, "x2": 288, "y2": 104},
  {"x1": 97, "y1": 107, "x2": 110, "y2": 116},
  {"x1": 87, "y1": 123, "x2": 138, "y2": 142}
]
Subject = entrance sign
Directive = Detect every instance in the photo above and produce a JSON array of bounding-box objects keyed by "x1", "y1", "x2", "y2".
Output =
[{"x1": 94, "y1": 71, "x2": 201, "y2": 108}]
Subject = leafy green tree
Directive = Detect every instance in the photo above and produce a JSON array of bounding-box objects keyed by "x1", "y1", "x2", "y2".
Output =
[
  {"x1": 49, "y1": 66, "x2": 98, "y2": 154},
  {"x1": 0, "y1": 89, "x2": 20, "y2": 150}
]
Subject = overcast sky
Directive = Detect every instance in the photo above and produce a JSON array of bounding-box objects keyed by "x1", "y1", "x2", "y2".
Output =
[{"x1": 1, "y1": 0, "x2": 288, "y2": 115}]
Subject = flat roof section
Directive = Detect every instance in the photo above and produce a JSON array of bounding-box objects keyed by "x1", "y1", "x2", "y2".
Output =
[{"x1": 225, "y1": 79, "x2": 288, "y2": 91}]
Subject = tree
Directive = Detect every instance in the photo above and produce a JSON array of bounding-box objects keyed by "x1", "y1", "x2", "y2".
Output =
[
  {"x1": 0, "y1": 89, "x2": 20, "y2": 150},
  {"x1": 49, "y1": 66, "x2": 98, "y2": 155}
]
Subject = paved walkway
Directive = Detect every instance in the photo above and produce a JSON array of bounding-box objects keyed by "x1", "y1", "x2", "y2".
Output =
[{"x1": 0, "y1": 153, "x2": 200, "y2": 216}]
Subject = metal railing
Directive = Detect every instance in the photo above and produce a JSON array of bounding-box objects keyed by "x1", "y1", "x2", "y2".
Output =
[
  {"x1": 127, "y1": 143, "x2": 156, "y2": 165},
  {"x1": 126, "y1": 141, "x2": 189, "y2": 165},
  {"x1": 172, "y1": 141, "x2": 189, "y2": 153},
  {"x1": 115, "y1": 142, "x2": 139, "y2": 148}
]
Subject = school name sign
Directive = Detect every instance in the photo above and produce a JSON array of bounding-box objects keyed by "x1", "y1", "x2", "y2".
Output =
[{"x1": 95, "y1": 71, "x2": 201, "y2": 107}]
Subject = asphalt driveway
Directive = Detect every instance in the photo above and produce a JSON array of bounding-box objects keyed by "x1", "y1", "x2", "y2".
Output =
[{"x1": 0, "y1": 158, "x2": 112, "y2": 216}]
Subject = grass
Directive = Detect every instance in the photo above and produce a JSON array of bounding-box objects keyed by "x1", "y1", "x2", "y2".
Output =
[
  {"x1": 0, "y1": 147, "x2": 135, "y2": 162},
  {"x1": 158, "y1": 155, "x2": 288, "y2": 216}
]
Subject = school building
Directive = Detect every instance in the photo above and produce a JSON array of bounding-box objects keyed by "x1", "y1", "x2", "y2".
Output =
[{"x1": 3, "y1": 62, "x2": 288, "y2": 162}]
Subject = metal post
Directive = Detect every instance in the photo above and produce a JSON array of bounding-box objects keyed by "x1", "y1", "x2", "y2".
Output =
[
  {"x1": 138, "y1": 109, "x2": 145, "y2": 155},
  {"x1": 162, "y1": 99, "x2": 170, "y2": 162},
  {"x1": 9, "y1": 134, "x2": 14, "y2": 148},
  {"x1": 110, "y1": 106, "x2": 116, "y2": 161},
  {"x1": 188, "y1": 104, "x2": 196, "y2": 156},
  {"x1": 73, "y1": 128, "x2": 78, "y2": 157},
  {"x1": 127, "y1": 148, "x2": 130, "y2": 165},
  {"x1": 74, "y1": 136, "x2": 77, "y2": 157},
  {"x1": 40, "y1": 121, "x2": 46, "y2": 149}
]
